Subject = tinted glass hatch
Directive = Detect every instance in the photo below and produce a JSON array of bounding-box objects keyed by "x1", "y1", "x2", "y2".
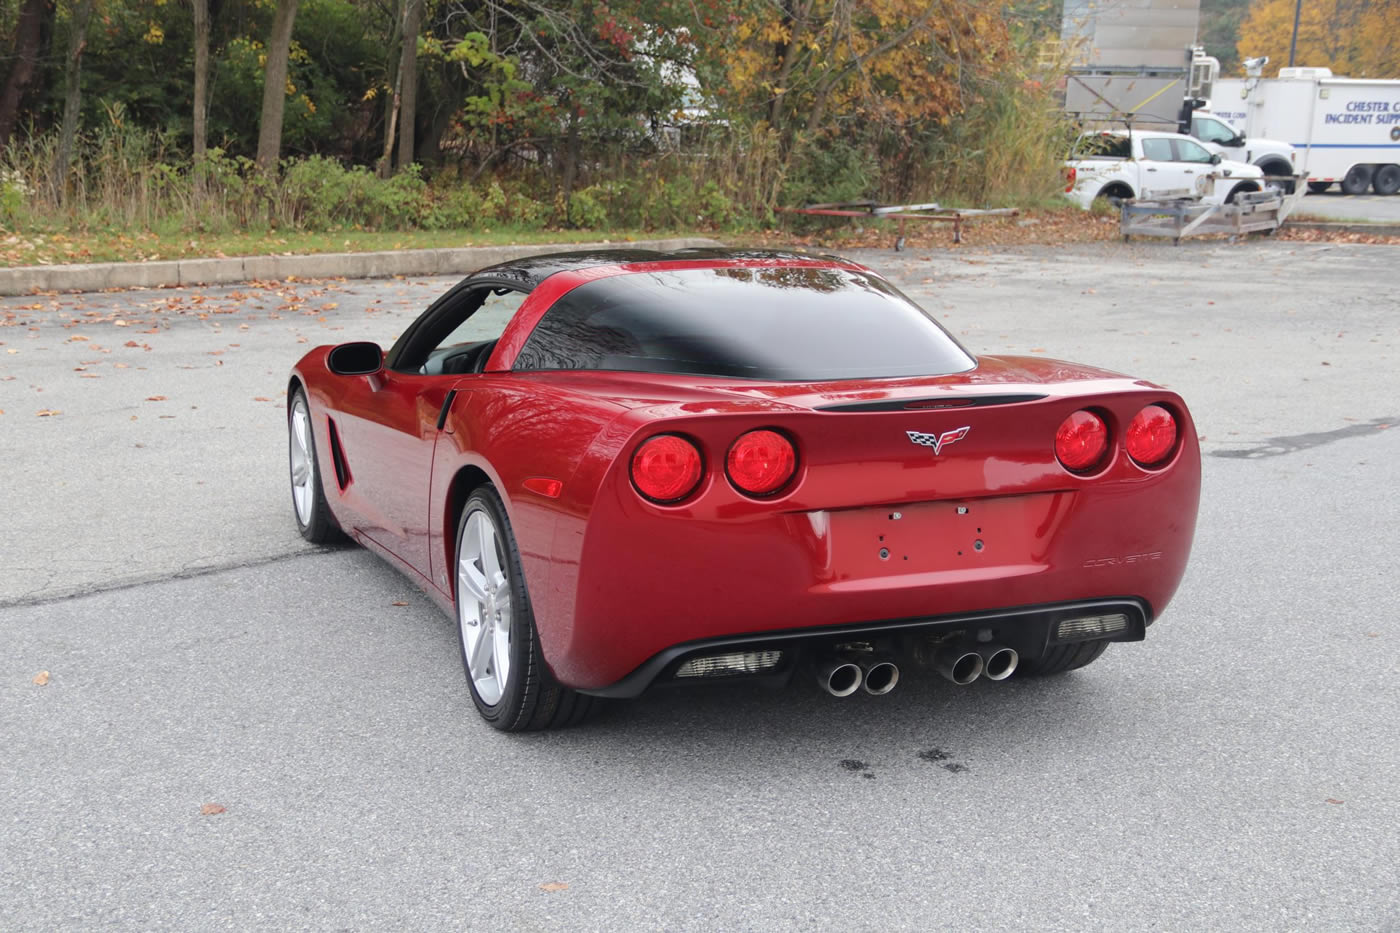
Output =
[{"x1": 513, "y1": 266, "x2": 975, "y2": 381}]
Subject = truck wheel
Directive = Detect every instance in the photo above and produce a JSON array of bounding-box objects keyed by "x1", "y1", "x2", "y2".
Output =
[
  {"x1": 1225, "y1": 182, "x2": 1259, "y2": 203},
  {"x1": 1307, "y1": 181, "x2": 1332, "y2": 194},
  {"x1": 1341, "y1": 164, "x2": 1374, "y2": 195},
  {"x1": 1258, "y1": 162, "x2": 1294, "y2": 194},
  {"x1": 1373, "y1": 165, "x2": 1400, "y2": 196}
]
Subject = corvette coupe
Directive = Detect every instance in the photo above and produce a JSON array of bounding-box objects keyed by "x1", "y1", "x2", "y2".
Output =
[{"x1": 287, "y1": 248, "x2": 1200, "y2": 730}]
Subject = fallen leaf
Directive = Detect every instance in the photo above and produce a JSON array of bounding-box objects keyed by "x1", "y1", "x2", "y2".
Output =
[
  {"x1": 114, "y1": 319, "x2": 129, "y2": 327},
  {"x1": 32, "y1": 670, "x2": 50, "y2": 685},
  {"x1": 124, "y1": 340, "x2": 141, "y2": 348},
  {"x1": 146, "y1": 395, "x2": 167, "y2": 402},
  {"x1": 538, "y1": 882, "x2": 569, "y2": 892},
  {"x1": 1325, "y1": 798, "x2": 1344, "y2": 805},
  {"x1": 253, "y1": 396, "x2": 272, "y2": 402},
  {"x1": 36, "y1": 409, "x2": 61, "y2": 417},
  {"x1": 391, "y1": 601, "x2": 409, "y2": 607},
  {"x1": 200, "y1": 803, "x2": 227, "y2": 815}
]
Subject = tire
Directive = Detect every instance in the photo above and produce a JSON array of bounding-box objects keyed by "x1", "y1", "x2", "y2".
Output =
[
  {"x1": 1258, "y1": 162, "x2": 1294, "y2": 194},
  {"x1": 1340, "y1": 164, "x2": 1374, "y2": 195},
  {"x1": 1225, "y1": 182, "x2": 1259, "y2": 204},
  {"x1": 1094, "y1": 184, "x2": 1132, "y2": 208},
  {"x1": 1016, "y1": 641, "x2": 1109, "y2": 677},
  {"x1": 1307, "y1": 181, "x2": 1332, "y2": 194},
  {"x1": 453, "y1": 485, "x2": 596, "y2": 731},
  {"x1": 1372, "y1": 164, "x2": 1400, "y2": 196},
  {"x1": 288, "y1": 388, "x2": 344, "y2": 544}
]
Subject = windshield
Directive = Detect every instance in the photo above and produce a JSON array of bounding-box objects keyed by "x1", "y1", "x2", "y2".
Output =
[{"x1": 513, "y1": 265, "x2": 975, "y2": 381}]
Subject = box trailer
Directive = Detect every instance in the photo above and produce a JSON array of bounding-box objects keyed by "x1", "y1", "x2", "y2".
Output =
[{"x1": 1209, "y1": 68, "x2": 1400, "y2": 195}]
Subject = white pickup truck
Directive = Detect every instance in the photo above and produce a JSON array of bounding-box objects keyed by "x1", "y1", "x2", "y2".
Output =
[
  {"x1": 1064, "y1": 130, "x2": 1266, "y2": 209},
  {"x1": 1187, "y1": 113, "x2": 1298, "y2": 190}
]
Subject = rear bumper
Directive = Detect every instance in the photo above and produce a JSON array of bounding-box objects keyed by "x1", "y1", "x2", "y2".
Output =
[{"x1": 580, "y1": 597, "x2": 1149, "y2": 698}]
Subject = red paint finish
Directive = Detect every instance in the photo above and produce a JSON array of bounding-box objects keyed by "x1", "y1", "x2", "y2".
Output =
[{"x1": 291, "y1": 253, "x2": 1201, "y2": 694}]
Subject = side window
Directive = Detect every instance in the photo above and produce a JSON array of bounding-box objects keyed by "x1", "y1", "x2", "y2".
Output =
[
  {"x1": 1073, "y1": 134, "x2": 1129, "y2": 159},
  {"x1": 389, "y1": 286, "x2": 528, "y2": 375},
  {"x1": 1192, "y1": 117, "x2": 1236, "y2": 144},
  {"x1": 1173, "y1": 139, "x2": 1215, "y2": 163},
  {"x1": 1140, "y1": 137, "x2": 1174, "y2": 161}
]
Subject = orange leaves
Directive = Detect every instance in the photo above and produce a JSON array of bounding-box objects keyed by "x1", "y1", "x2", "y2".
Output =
[
  {"x1": 33, "y1": 670, "x2": 50, "y2": 685},
  {"x1": 200, "y1": 803, "x2": 227, "y2": 815},
  {"x1": 1238, "y1": 0, "x2": 1400, "y2": 77}
]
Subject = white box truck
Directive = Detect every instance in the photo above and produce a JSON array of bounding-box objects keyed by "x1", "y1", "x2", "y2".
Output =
[{"x1": 1209, "y1": 68, "x2": 1400, "y2": 195}]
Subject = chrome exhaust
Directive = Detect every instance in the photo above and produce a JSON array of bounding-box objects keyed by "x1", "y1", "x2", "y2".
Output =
[
  {"x1": 858, "y1": 658, "x2": 900, "y2": 696},
  {"x1": 935, "y1": 645, "x2": 984, "y2": 685},
  {"x1": 979, "y1": 646, "x2": 1019, "y2": 681},
  {"x1": 816, "y1": 658, "x2": 863, "y2": 697}
]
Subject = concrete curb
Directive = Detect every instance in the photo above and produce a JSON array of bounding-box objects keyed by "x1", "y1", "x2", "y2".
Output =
[
  {"x1": 1286, "y1": 221, "x2": 1400, "y2": 237},
  {"x1": 0, "y1": 236, "x2": 722, "y2": 296}
]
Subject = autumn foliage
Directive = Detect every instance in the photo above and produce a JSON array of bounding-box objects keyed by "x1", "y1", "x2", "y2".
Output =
[{"x1": 1235, "y1": 0, "x2": 1400, "y2": 77}]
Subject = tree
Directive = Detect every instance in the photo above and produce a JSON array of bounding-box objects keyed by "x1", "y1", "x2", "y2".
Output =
[
  {"x1": 255, "y1": 0, "x2": 300, "y2": 173},
  {"x1": 397, "y1": 0, "x2": 420, "y2": 169},
  {"x1": 52, "y1": 0, "x2": 95, "y2": 202},
  {"x1": 0, "y1": 0, "x2": 55, "y2": 149},
  {"x1": 1236, "y1": 0, "x2": 1399, "y2": 77},
  {"x1": 192, "y1": 0, "x2": 210, "y2": 167}
]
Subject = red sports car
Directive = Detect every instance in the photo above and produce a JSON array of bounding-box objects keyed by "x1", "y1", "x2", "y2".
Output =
[{"x1": 287, "y1": 249, "x2": 1200, "y2": 730}]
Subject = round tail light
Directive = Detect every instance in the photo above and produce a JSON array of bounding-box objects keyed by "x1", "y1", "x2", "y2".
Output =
[
  {"x1": 1055, "y1": 410, "x2": 1109, "y2": 473},
  {"x1": 631, "y1": 434, "x2": 703, "y2": 503},
  {"x1": 726, "y1": 429, "x2": 797, "y2": 496},
  {"x1": 1126, "y1": 404, "x2": 1178, "y2": 467}
]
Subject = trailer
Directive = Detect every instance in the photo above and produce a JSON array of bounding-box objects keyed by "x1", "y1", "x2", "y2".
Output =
[
  {"x1": 1119, "y1": 182, "x2": 1308, "y2": 244},
  {"x1": 1209, "y1": 68, "x2": 1400, "y2": 195}
]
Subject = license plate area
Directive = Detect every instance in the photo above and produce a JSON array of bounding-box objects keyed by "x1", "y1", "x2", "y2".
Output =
[{"x1": 827, "y1": 493, "x2": 1068, "y2": 577}]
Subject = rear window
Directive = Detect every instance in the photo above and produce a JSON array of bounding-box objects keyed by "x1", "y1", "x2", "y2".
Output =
[{"x1": 512, "y1": 266, "x2": 975, "y2": 381}]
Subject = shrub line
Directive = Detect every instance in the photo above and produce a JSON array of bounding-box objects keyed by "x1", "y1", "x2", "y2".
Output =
[{"x1": 0, "y1": 236, "x2": 721, "y2": 296}]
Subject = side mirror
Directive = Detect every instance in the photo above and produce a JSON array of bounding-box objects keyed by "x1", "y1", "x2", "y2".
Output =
[
  {"x1": 1209, "y1": 153, "x2": 1223, "y2": 165},
  {"x1": 327, "y1": 341, "x2": 384, "y2": 376},
  {"x1": 1232, "y1": 134, "x2": 1246, "y2": 145}
]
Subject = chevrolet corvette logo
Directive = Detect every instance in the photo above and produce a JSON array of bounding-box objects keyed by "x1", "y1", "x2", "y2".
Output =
[{"x1": 906, "y1": 427, "x2": 970, "y2": 455}]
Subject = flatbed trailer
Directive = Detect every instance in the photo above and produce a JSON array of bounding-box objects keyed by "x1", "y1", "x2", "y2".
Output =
[{"x1": 780, "y1": 201, "x2": 1018, "y2": 249}]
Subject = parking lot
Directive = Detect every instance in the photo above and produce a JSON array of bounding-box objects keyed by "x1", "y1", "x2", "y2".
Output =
[{"x1": 2, "y1": 239, "x2": 1397, "y2": 929}]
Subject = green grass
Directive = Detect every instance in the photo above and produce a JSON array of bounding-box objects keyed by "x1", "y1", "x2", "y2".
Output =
[{"x1": 0, "y1": 227, "x2": 693, "y2": 268}]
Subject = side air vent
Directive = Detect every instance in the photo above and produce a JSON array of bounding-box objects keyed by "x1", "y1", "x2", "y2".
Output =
[
  {"x1": 327, "y1": 417, "x2": 351, "y2": 490},
  {"x1": 816, "y1": 393, "x2": 1046, "y2": 413}
]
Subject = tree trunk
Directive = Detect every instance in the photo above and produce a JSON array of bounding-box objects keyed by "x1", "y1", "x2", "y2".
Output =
[
  {"x1": 192, "y1": 0, "x2": 211, "y2": 165},
  {"x1": 377, "y1": 59, "x2": 402, "y2": 178},
  {"x1": 255, "y1": 0, "x2": 300, "y2": 174},
  {"x1": 52, "y1": 0, "x2": 95, "y2": 204},
  {"x1": 395, "y1": 0, "x2": 419, "y2": 171},
  {"x1": 0, "y1": 0, "x2": 55, "y2": 149}
]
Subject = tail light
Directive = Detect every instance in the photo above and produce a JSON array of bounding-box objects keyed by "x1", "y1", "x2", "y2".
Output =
[
  {"x1": 1055, "y1": 410, "x2": 1109, "y2": 473},
  {"x1": 631, "y1": 434, "x2": 703, "y2": 503},
  {"x1": 726, "y1": 429, "x2": 797, "y2": 496},
  {"x1": 1064, "y1": 166, "x2": 1077, "y2": 193},
  {"x1": 1126, "y1": 404, "x2": 1178, "y2": 467}
]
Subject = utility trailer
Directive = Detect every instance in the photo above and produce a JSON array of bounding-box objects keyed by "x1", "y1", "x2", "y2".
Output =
[
  {"x1": 1209, "y1": 68, "x2": 1400, "y2": 195},
  {"x1": 779, "y1": 202, "x2": 1019, "y2": 249},
  {"x1": 1119, "y1": 182, "x2": 1308, "y2": 244}
]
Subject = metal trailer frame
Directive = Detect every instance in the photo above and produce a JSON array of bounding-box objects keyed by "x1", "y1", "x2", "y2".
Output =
[
  {"x1": 1119, "y1": 176, "x2": 1308, "y2": 245},
  {"x1": 780, "y1": 201, "x2": 1019, "y2": 250}
]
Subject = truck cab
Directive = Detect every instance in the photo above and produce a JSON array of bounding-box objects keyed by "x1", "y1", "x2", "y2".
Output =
[
  {"x1": 1064, "y1": 130, "x2": 1265, "y2": 209},
  {"x1": 1189, "y1": 113, "x2": 1298, "y2": 188}
]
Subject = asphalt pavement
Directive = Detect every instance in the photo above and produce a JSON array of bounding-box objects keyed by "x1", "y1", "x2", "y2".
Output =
[
  {"x1": 1297, "y1": 190, "x2": 1400, "y2": 223},
  {"x1": 2, "y1": 240, "x2": 1398, "y2": 930}
]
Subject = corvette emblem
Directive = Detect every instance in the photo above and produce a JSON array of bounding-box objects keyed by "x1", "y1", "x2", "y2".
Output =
[{"x1": 906, "y1": 426, "x2": 970, "y2": 455}]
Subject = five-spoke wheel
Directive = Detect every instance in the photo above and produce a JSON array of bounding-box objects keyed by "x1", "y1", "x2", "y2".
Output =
[{"x1": 287, "y1": 388, "x2": 342, "y2": 543}]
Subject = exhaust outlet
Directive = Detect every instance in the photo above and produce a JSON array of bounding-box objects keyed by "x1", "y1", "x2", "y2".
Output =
[
  {"x1": 859, "y1": 659, "x2": 900, "y2": 696},
  {"x1": 816, "y1": 659, "x2": 863, "y2": 697},
  {"x1": 980, "y1": 646, "x2": 1019, "y2": 681},
  {"x1": 935, "y1": 645, "x2": 984, "y2": 685}
]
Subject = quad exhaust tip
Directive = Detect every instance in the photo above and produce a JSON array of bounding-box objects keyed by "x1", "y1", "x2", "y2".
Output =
[
  {"x1": 980, "y1": 646, "x2": 1019, "y2": 681},
  {"x1": 818, "y1": 659, "x2": 863, "y2": 697},
  {"x1": 860, "y1": 659, "x2": 900, "y2": 695},
  {"x1": 936, "y1": 647, "x2": 985, "y2": 685}
]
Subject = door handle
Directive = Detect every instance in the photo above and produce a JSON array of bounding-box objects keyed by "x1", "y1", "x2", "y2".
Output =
[{"x1": 1146, "y1": 167, "x2": 1158, "y2": 172}]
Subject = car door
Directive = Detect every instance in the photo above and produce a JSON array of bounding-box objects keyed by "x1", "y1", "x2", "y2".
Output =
[
  {"x1": 1171, "y1": 137, "x2": 1219, "y2": 200},
  {"x1": 332, "y1": 285, "x2": 527, "y2": 578},
  {"x1": 1138, "y1": 136, "x2": 1194, "y2": 198},
  {"x1": 1191, "y1": 115, "x2": 1244, "y2": 160}
]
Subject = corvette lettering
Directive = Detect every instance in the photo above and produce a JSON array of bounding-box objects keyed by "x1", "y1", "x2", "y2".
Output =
[
  {"x1": 1082, "y1": 552, "x2": 1163, "y2": 569},
  {"x1": 906, "y1": 427, "x2": 970, "y2": 455}
]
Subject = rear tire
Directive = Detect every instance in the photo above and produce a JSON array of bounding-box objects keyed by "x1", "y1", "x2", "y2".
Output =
[
  {"x1": 1258, "y1": 162, "x2": 1294, "y2": 194},
  {"x1": 454, "y1": 485, "x2": 597, "y2": 731},
  {"x1": 1017, "y1": 641, "x2": 1109, "y2": 677},
  {"x1": 1225, "y1": 182, "x2": 1260, "y2": 204},
  {"x1": 1372, "y1": 164, "x2": 1400, "y2": 196},
  {"x1": 1341, "y1": 164, "x2": 1374, "y2": 195},
  {"x1": 1307, "y1": 181, "x2": 1332, "y2": 194}
]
